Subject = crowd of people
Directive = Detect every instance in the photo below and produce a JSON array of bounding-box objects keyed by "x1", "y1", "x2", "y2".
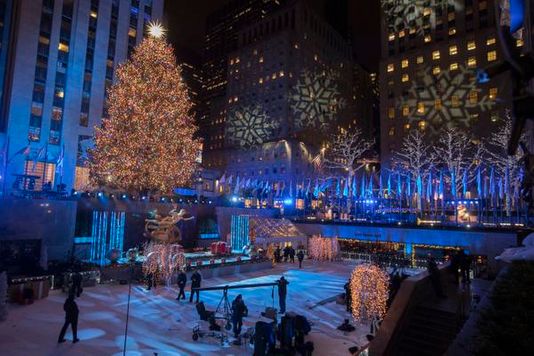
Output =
[{"x1": 273, "y1": 245, "x2": 305, "y2": 268}]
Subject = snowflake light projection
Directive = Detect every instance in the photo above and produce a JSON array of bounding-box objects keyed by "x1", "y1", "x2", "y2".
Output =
[
  {"x1": 143, "y1": 242, "x2": 185, "y2": 285},
  {"x1": 290, "y1": 69, "x2": 345, "y2": 130},
  {"x1": 398, "y1": 64, "x2": 495, "y2": 135},
  {"x1": 381, "y1": 0, "x2": 458, "y2": 35},
  {"x1": 226, "y1": 104, "x2": 279, "y2": 148}
]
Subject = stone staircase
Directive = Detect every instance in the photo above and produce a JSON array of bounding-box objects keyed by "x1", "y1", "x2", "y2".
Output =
[{"x1": 395, "y1": 306, "x2": 460, "y2": 356}]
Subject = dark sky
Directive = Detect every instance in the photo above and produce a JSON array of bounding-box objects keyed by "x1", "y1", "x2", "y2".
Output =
[{"x1": 163, "y1": 0, "x2": 380, "y2": 71}]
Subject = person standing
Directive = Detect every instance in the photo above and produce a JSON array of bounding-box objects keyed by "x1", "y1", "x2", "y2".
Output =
[
  {"x1": 460, "y1": 251, "x2": 472, "y2": 284},
  {"x1": 344, "y1": 281, "x2": 352, "y2": 312},
  {"x1": 297, "y1": 250, "x2": 304, "y2": 268},
  {"x1": 289, "y1": 247, "x2": 295, "y2": 263},
  {"x1": 176, "y1": 270, "x2": 187, "y2": 300},
  {"x1": 71, "y1": 271, "x2": 83, "y2": 298},
  {"x1": 190, "y1": 270, "x2": 202, "y2": 303},
  {"x1": 283, "y1": 246, "x2": 289, "y2": 262},
  {"x1": 274, "y1": 246, "x2": 281, "y2": 263},
  {"x1": 427, "y1": 254, "x2": 446, "y2": 298},
  {"x1": 231, "y1": 294, "x2": 248, "y2": 338},
  {"x1": 58, "y1": 294, "x2": 80, "y2": 344},
  {"x1": 278, "y1": 276, "x2": 289, "y2": 314}
]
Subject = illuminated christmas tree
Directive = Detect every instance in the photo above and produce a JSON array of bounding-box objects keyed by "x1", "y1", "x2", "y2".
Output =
[{"x1": 90, "y1": 23, "x2": 200, "y2": 194}]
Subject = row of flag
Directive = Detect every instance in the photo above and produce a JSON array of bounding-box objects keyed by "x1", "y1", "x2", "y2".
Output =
[
  {"x1": 0, "y1": 140, "x2": 64, "y2": 175},
  {"x1": 219, "y1": 166, "x2": 522, "y2": 201}
]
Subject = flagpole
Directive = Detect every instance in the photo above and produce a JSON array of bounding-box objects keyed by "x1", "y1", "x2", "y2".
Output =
[
  {"x1": 2, "y1": 136, "x2": 9, "y2": 198},
  {"x1": 41, "y1": 142, "x2": 48, "y2": 191}
]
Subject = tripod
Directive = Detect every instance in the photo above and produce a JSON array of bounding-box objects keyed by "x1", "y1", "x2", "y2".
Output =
[{"x1": 215, "y1": 287, "x2": 233, "y2": 331}]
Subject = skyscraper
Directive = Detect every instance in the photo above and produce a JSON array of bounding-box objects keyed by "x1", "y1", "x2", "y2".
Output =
[
  {"x1": 379, "y1": 0, "x2": 512, "y2": 168},
  {"x1": 0, "y1": 0, "x2": 163, "y2": 194}
]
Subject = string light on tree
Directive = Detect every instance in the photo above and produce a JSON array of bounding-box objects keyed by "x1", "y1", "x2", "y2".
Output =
[
  {"x1": 349, "y1": 264, "x2": 389, "y2": 322},
  {"x1": 90, "y1": 24, "x2": 200, "y2": 194},
  {"x1": 308, "y1": 235, "x2": 339, "y2": 261}
]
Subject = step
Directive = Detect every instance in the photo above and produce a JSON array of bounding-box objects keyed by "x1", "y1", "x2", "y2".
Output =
[{"x1": 408, "y1": 322, "x2": 458, "y2": 338}]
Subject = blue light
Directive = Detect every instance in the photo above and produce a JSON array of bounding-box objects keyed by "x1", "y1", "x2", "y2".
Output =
[
  {"x1": 121, "y1": 194, "x2": 127, "y2": 199},
  {"x1": 97, "y1": 192, "x2": 103, "y2": 198},
  {"x1": 231, "y1": 196, "x2": 238, "y2": 203},
  {"x1": 73, "y1": 191, "x2": 78, "y2": 196},
  {"x1": 283, "y1": 198, "x2": 293, "y2": 205},
  {"x1": 510, "y1": 0, "x2": 524, "y2": 33},
  {"x1": 160, "y1": 197, "x2": 166, "y2": 202},
  {"x1": 141, "y1": 196, "x2": 146, "y2": 200}
]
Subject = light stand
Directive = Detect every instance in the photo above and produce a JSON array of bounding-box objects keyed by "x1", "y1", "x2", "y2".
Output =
[{"x1": 122, "y1": 258, "x2": 135, "y2": 356}]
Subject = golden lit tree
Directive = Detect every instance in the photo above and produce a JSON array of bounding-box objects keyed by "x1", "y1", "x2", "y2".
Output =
[
  {"x1": 90, "y1": 23, "x2": 199, "y2": 194},
  {"x1": 350, "y1": 264, "x2": 389, "y2": 322}
]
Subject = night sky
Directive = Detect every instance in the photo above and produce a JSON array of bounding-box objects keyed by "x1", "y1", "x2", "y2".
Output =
[{"x1": 164, "y1": 0, "x2": 380, "y2": 71}]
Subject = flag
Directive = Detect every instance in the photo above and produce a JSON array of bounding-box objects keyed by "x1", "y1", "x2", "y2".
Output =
[
  {"x1": 498, "y1": 177, "x2": 504, "y2": 200},
  {"x1": 32, "y1": 145, "x2": 46, "y2": 172},
  {"x1": 426, "y1": 171, "x2": 432, "y2": 201},
  {"x1": 10, "y1": 142, "x2": 31, "y2": 161},
  {"x1": 343, "y1": 177, "x2": 349, "y2": 197},
  {"x1": 335, "y1": 178, "x2": 340, "y2": 197},
  {"x1": 352, "y1": 176, "x2": 357, "y2": 197},
  {"x1": 305, "y1": 179, "x2": 311, "y2": 195},
  {"x1": 397, "y1": 171, "x2": 402, "y2": 197},
  {"x1": 227, "y1": 175, "x2": 233, "y2": 186},
  {"x1": 416, "y1": 174, "x2": 422, "y2": 195},
  {"x1": 233, "y1": 176, "x2": 240, "y2": 195},
  {"x1": 489, "y1": 166, "x2": 495, "y2": 197},
  {"x1": 451, "y1": 170, "x2": 457, "y2": 199},
  {"x1": 406, "y1": 173, "x2": 411, "y2": 197},
  {"x1": 477, "y1": 166, "x2": 484, "y2": 199},
  {"x1": 462, "y1": 169, "x2": 468, "y2": 198},
  {"x1": 219, "y1": 173, "x2": 226, "y2": 186}
]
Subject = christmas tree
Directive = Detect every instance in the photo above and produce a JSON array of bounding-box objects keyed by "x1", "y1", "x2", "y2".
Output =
[{"x1": 90, "y1": 23, "x2": 200, "y2": 194}]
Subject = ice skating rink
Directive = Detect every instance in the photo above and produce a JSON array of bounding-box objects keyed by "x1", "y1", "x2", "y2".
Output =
[{"x1": 0, "y1": 262, "x2": 373, "y2": 355}]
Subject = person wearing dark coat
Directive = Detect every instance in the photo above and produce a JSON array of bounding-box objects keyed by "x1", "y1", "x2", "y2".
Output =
[
  {"x1": 289, "y1": 247, "x2": 296, "y2": 263},
  {"x1": 427, "y1": 255, "x2": 446, "y2": 298},
  {"x1": 58, "y1": 294, "x2": 80, "y2": 343},
  {"x1": 278, "y1": 276, "x2": 289, "y2": 314},
  {"x1": 297, "y1": 250, "x2": 304, "y2": 268},
  {"x1": 344, "y1": 281, "x2": 352, "y2": 312},
  {"x1": 71, "y1": 271, "x2": 83, "y2": 298},
  {"x1": 460, "y1": 251, "x2": 472, "y2": 284},
  {"x1": 274, "y1": 246, "x2": 282, "y2": 263},
  {"x1": 283, "y1": 246, "x2": 290, "y2": 262},
  {"x1": 231, "y1": 294, "x2": 248, "y2": 337},
  {"x1": 176, "y1": 271, "x2": 187, "y2": 300},
  {"x1": 189, "y1": 270, "x2": 202, "y2": 303}
]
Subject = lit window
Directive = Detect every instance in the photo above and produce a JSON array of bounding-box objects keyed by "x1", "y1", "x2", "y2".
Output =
[
  {"x1": 58, "y1": 42, "x2": 69, "y2": 52},
  {"x1": 449, "y1": 27, "x2": 456, "y2": 35},
  {"x1": 404, "y1": 124, "x2": 410, "y2": 130},
  {"x1": 401, "y1": 59, "x2": 409, "y2": 68},
  {"x1": 388, "y1": 127, "x2": 395, "y2": 136},
  {"x1": 469, "y1": 90, "x2": 478, "y2": 104},
  {"x1": 417, "y1": 102, "x2": 425, "y2": 114},
  {"x1": 423, "y1": 8, "x2": 431, "y2": 16},
  {"x1": 416, "y1": 56, "x2": 424, "y2": 64},
  {"x1": 402, "y1": 74, "x2": 409, "y2": 82},
  {"x1": 450, "y1": 62, "x2": 459, "y2": 70},
  {"x1": 491, "y1": 112, "x2": 499, "y2": 122},
  {"x1": 418, "y1": 120, "x2": 427, "y2": 130},
  {"x1": 388, "y1": 107, "x2": 395, "y2": 119},
  {"x1": 253, "y1": 49, "x2": 258, "y2": 55},
  {"x1": 517, "y1": 39, "x2": 524, "y2": 47},
  {"x1": 424, "y1": 35, "x2": 431, "y2": 43},
  {"x1": 487, "y1": 50, "x2": 497, "y2": 62},
  {"x1": 402, "y1": 105, "x2": 409, "y2": 116},
  {"x1": 271, "y1": 73, "x2": 277, "y2": 80},
  {"x1": 435, "y1": 98, "x2": 442, "y2": 110},
  {"x1": 448, "y1": 12, "x2": 455, "y2": 21},
  {"x1": 279, "y1": 70, "x2": 284, "y2": 77},
  {"x1": 452, "y1": 95, "x2": 460, "y2": 107},
  {"x1": 39, "y1": 36, "x2": 50, "y2": 45},
  {"x1": 90, "y1": 11, "x2": 97, "y2": 18},
  {"x1": 467, "y1": 40, "x2": 476, "y2": 50},
  {"x1": 399, "y1": 30, "x2": 405, "y2": 38},
  {"x1": 489, "y1": 87, "x2": 498, "y2": 100},
  {"x1": 387, "y1": 63, "x2": 394, "y2": 72},
  {"x1": 467, "y1": 56, "x2": 477, "y2": 67},
  {"x1": 259, "y1": 78, "x2": 263, "y2": 84},
  {"x1": 487, "y1": 37, "x2": 496, "y2": 45},
  {"x1": 432, "y1": 50, "x2": 440, "y2": 60},
  {"x1": 449, "y1": 45, "x2": 458, "y2": 55},
  {"x1": 128, "y1": 28, "x2": 136, "y2": 37},
  {"x1": 314, "y1": 54, "x2": 318, "y2": 61},
  {"x1": 259, "y1": 57, "x2": 264, "y2": 63},
  {"x1": 388, "y1": 33, "x2": 395, "y2": 41},
  {"x1": 432, "y1": 66, "x2": 441, "y2": 75}
]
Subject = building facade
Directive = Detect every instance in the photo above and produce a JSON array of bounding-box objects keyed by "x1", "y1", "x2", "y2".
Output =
[
  {"x1": 0, "y1": 0, "x2": 163, "y2": 194},
  {"x1": 379, "y1": 0, "x2": 515, "y2": 168},
  {"x1": 203, "y1": 0, "x2": 358, "y2": 186}
]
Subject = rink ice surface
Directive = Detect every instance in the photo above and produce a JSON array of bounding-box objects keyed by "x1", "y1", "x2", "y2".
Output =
[{"x1": 0, "y1": 262, "x2": 372, "y2": 356}]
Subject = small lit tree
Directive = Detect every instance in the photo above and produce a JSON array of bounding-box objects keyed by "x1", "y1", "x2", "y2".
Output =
[
  {"x1": 350, "y1": 264, "x2": 389, "y2": 322},
  {"x1": 322, "y1": 128, "x2": 375, "y2": 181},
  {"x1": 90, "y1": 24, "x2": 200, "y2": 194}
]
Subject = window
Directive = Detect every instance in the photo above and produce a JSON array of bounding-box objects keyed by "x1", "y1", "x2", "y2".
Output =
[
  {"x1": 402, "y1": 105, "x2": 409, "y2": 116},
  {"x1": 432, "y1": 50, "x2": 440, "y2": 60},
  {"x1": 401, "y1": 74, "x2": 409, "y2": 82},
  {"x1": 467, "y1": 40, "x2": 476, "y2": 50},
  {"x1": 448, "y1": 27, "x2": 456, "y2": 35},
  {"x1": 424, "y1": 35, "x2": 431, "y2": 43},
  {"x1": 487, "y1": 50, "x2": 497, "y2": 62},
  {"x1": 449, "y1": 45, "x2": 458, "y2": 55},
  {"x1": 417, "y1": 102, "x2": 425, "y2": 114},
  {"x1": 489, "y1": 87, "x2": 498, "y2": 100},
  {"x1": 450, "y1": 62, "x2": 459, "y2": 70},
  {"x1": 418, "y1": 120, "x2": 427, "y2": 130},
  {"x1": 517, "y1": 39, "x2": 524, "y2": 47},
  {"x1": 388, "y1": 107, "x2": 395, "y2": 119},
  {"x1": 388, "y1": 127, "x2": 395, "y2": 136},
  {"x1": 387, "y1": 63, "x2": 394, "y2": 72},
  {"x1": 432, "y1": 66, "x2": 441, "y2": 75},
  {"x1": 467, "y1": 56, "x2": 477, "y2": 67},
  {"x1": 388, "y1": 33, "x2": 395, "y2": 41},
  {"x1": 401, "y1": 59, "x2": 409, "y2": 68},
  {"x1": 469, "y1": 90, "x2": 478, "y2": 104},
  {"x1": 435, "y1": 98, "x2": 442, "y2": 110},
  {"x1": 452, "y1": 95, "x2": 460, "y2": 107},
  {"x1": 487, "y1": 37, "x2": 496, "y2": 45},
  {"x1": 416, "y1": 56, "x2": 424, "y2": 64},
  {"x1": 58, "y1": 42, "x2": 69, "y2": 52},
  {"x1": 404, "y1": 123, "x2": 410, "y2": 130}
]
